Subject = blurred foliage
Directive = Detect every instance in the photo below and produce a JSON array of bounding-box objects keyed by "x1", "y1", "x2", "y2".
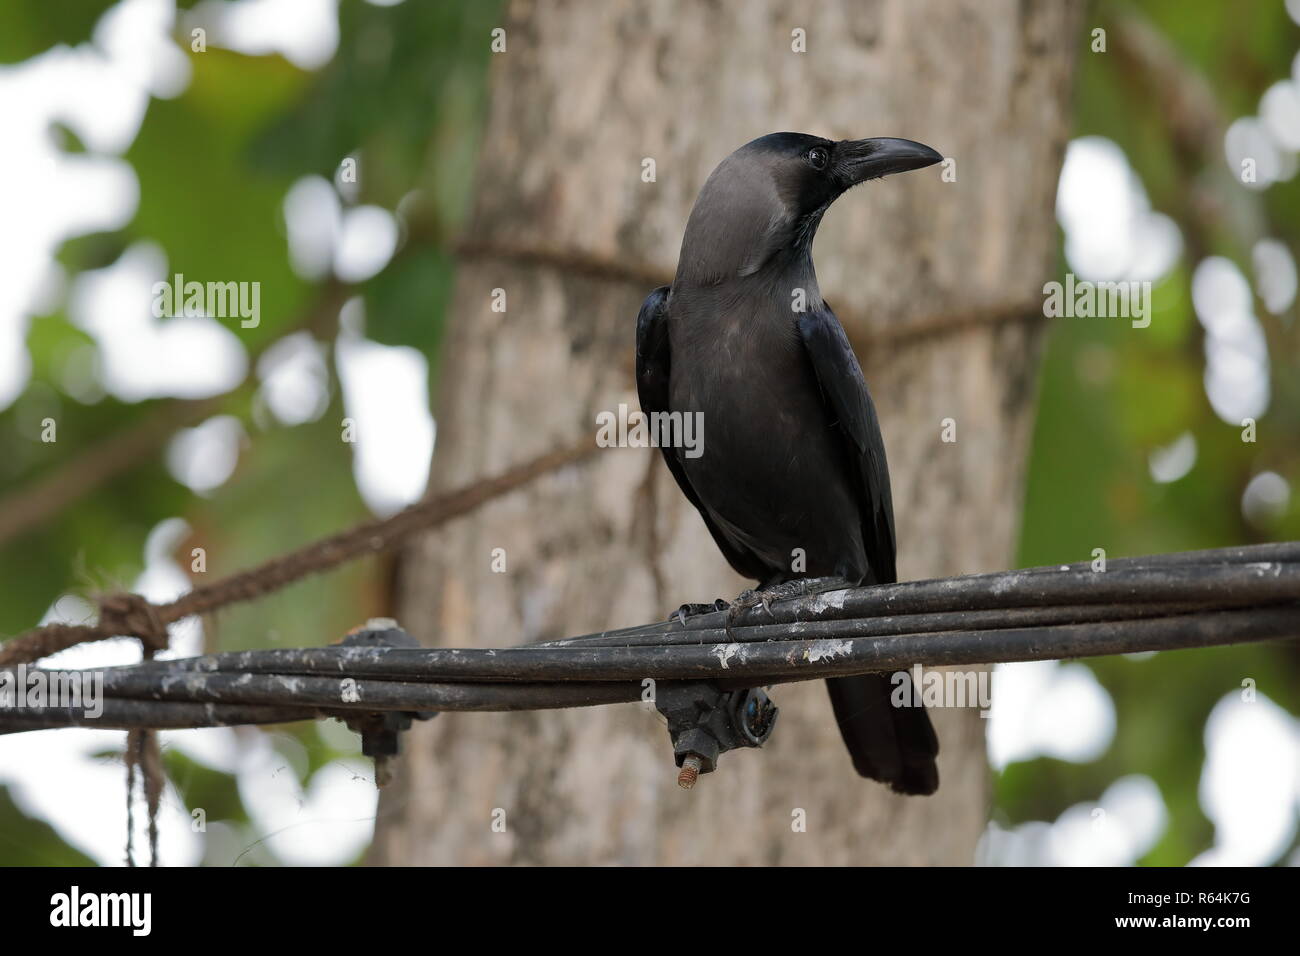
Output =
[
  {"x1": 0, "y1": 0, "x2": 1295, "y2": 867},
  {"x1": 0, "y1": 1, "x2": 104, "y2": 62},
  {"x1": 0, "y1": 0, "x2": 499, "y2": 865},
  {"x1": 0, "y1": 787, "x2": 95, "y2": 865},
  {"x1": 1011, "y1": 0, "x2": 1300, "y2": 865}
]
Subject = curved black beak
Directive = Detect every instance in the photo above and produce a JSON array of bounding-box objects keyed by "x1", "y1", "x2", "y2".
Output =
[{"x1": 837, "y1": 137, "x2": 943, "y2": 184}]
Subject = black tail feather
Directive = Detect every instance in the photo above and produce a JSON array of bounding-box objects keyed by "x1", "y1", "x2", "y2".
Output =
[{"x1": 825, "y1": 673, "x2": 939, "y2": 795}]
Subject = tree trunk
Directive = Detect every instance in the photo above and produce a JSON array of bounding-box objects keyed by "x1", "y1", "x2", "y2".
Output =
[{"x1": 372, "y1": 0, "x2": 1082, "y2": 865}]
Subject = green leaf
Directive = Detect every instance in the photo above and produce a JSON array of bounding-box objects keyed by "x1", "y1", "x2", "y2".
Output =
[{"x1": 0, "y1": 0, "x2": 111, "y2": 64}]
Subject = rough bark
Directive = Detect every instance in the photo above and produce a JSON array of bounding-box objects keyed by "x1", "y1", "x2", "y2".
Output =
[{"x1": 372, "y1": 0, "x2": 1082, "y2": 865}]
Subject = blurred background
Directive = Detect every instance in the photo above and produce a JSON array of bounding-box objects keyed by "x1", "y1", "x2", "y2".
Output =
[{"x1": 0, "y1": 0, "x2": 1297, "y2": 866}]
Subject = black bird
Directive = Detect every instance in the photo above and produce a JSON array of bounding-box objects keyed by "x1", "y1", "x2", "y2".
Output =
[{"x1": 635, "y1": 132, "x2": 943, "y2": 794}]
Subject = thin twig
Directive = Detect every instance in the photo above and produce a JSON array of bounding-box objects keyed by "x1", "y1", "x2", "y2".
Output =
[
  {"x1": 0, "y1": 439, "x2": 596, "y2": 666},
  {"x1": 0, "y1": 397, "x2": 224, "y2": 547},
  {"x1": 0, "y1": 225, "x2": 434, "y2": 552}
]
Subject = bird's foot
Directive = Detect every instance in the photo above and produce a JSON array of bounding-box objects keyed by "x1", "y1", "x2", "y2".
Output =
[
  {"x1": 728, "y1": 588, "x2": 773, "y2": 621},
  {"x1": 723, "y1": 588, "x2": 778, "y2": 638},
  {"x1": 724, "y1": 577, "x2": 852, "y2": 635},
  {"x1": 762, "y1": 576, "x2": 853, "y2": 604},
  {"x1": 670, "y1": 599, "x2": 729, "y2": 627}
]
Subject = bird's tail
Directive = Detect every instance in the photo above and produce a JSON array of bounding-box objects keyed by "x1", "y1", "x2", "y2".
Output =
[{"x1": 825, "y1": 673, "x2": 939, "y2": 795}]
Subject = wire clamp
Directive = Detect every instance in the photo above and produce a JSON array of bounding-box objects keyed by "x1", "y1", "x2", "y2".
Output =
[
  {"x1": 336, "y1": 620, "x2": 437, "y2": 787},
  {"x1": 654, "y1": 681, "x2": 779, "y2": 789}
]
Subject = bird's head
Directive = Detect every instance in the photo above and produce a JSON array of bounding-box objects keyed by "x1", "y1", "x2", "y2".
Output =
[{"x1": 676, "y1": 132, "x2": 942, "y2": 284}]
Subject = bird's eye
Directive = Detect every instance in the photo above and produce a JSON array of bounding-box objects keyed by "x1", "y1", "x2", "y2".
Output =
[{"x1": 806, "y1": 147, "x2": 829, "y2": 170}]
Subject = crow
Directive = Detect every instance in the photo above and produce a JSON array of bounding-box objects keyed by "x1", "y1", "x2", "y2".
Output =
[{"x1": 635, "y1": 132, "x2": 943, "y2": 794}]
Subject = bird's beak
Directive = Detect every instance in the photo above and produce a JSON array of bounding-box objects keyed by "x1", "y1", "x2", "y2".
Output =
[{"x1": 837, "y1": 137, "x2": 943, "y2": 184}]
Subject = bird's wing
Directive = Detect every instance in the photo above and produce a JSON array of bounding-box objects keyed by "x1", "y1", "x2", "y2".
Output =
[
  {"x1": 796, "y1": 304, "x2": 897, "y2": 584},
  {"x1": 800, "y1": 306, "x2": 935, "y2": 792},
  {"x1": 635, "y1": 285, "x2": 768, "y2": 581}
]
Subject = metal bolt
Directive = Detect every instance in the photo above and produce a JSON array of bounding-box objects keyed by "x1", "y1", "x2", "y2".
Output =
[{"x1": 677, "y1": 754, "x2": 704, "y2": 789}]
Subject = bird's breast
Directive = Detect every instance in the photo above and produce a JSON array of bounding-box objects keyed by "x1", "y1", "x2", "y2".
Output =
[{"x1": 664, "y1": 302, "x2": 859, "y2": 563}]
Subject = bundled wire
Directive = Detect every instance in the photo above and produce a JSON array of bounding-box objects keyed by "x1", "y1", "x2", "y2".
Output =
[{"x1": 2, "y1": 541, "x2": 1296, "y2": 735}]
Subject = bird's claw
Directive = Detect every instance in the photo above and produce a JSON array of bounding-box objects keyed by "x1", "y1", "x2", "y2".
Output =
[
  {"x1": 723, "y1": 588, "x2": 776, "y2": 637},
  {"x1": 671, "y1": 599, "x2": 729, "y2": 627},
  {"x1": 730, "y1": 588, "x2": 775, "y2": 617},
  {"x1": 722, "y1": 578, "x2": 852, "y2": 636},
  {"x1": 674, "y1": 579, "x2": 841, "y2": 634}
]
